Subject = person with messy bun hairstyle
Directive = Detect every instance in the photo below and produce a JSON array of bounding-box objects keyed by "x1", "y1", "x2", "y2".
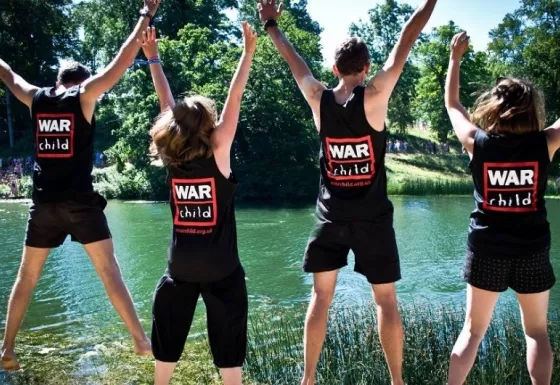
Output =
[
  {"x1": 138, "y1": 22, "x2": 257, "y2": 385},
  {"x1": 445, "y1": 31, "x2": 560, "y2": 385}
]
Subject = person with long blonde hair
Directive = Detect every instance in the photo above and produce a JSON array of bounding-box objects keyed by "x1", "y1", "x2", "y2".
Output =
[
  {"x1": 445, "y1": 31, "x2": 559, "y2": 385},
  {"x1": 138, "y1": 21, "x2": 257, "y2": 385}
]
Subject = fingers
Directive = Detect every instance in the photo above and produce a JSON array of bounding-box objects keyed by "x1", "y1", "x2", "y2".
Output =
[{"x1": 278, "y1": 2, "x2": 284, "y2": 14}]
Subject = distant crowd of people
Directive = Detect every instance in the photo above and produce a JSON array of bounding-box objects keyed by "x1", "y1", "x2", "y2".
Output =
[
  {"x1": 386, "y1": 139, "x2": 453, "y2": 155},
  {"x1": 424, "y1": 141, "x2": 451, "y2": 154},
  {"x1": 386, "y1": 139, "x2": 409, "y2": 153},
  {"x1": 0, "y1": 157, "x2": 32, "y2": 198}
]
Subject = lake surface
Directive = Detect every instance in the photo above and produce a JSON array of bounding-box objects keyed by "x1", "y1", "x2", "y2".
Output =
[{"x1": 0, "y1": 197, "x2": 559, "y2": 343}]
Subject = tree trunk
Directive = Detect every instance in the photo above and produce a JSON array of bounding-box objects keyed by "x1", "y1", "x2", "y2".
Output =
[{"x1": 6, "y1": 90, "x2": 14, "y2": 148}]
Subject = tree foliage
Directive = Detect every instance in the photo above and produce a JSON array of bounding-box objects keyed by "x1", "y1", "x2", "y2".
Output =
[
  {"x1": 1, "y1": 0, "x2": 559, "y2": 199},
  {"x1": 350, "y1": 0, "x2": 419, "y2": 133},
  {"x1": 415, "y1": 22, "x2": 491, "y2": 141},
  {"x1": 488, "y1": 0, "x2": 560, "y2": 123}
]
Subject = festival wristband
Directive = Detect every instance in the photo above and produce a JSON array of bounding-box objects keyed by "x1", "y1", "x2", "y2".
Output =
[
  {"x1": 264, "y1": 19, "x2": 278, "y2": 31},
  {"x1": 148, "y1": 57, "x2": 161, "y2": 65}
]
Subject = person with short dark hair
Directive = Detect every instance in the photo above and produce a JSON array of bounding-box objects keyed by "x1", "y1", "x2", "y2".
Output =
[
  {"x1": 57, "y1": 62, "x2": 92, "y2": 86},
  {"x1": 445, "y1": 31, "x2": 558, "y2": 385},
  {"x1": 0, "y1": 0, "x2": 162, "y2": 371},
  {"x1": 258, "y1": 1, "x2": 437, "y2": 384}
]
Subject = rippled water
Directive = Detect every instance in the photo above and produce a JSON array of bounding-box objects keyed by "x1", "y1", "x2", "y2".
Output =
[{"x1": 0, "y1": 197, "x2": 559, "y2": 341}]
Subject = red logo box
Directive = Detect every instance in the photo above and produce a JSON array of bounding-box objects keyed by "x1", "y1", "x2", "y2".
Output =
[
  {"x1": 172, "y1": 178, "x2": 217, "y2": 227},
  {"x1": 483, "y1": 162, "x2": 539, "y2": 213},
  {"x1": 36, "y1": 113, "x2": 75, "y2": 158},
  {"x1": 324, "y1": 136, "x2": 375, "y2": 181}
]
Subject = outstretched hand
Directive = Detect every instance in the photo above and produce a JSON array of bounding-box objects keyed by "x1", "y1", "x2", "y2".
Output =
[
  {"x1": 257, "y1": 0, "x2": 284, "y2": 24},
  {"x1": 143, "y1": 0, "x2": 161, "y2": 17},
  {"x1": 138, "y1": 26, "x2": 159, "y2": 59},
  {"x1": 450, "y1": 31, "x2": 470, "y2": 60},
  {"x1": 242, "y1": 21, "x2": 258, "y2": 54}
]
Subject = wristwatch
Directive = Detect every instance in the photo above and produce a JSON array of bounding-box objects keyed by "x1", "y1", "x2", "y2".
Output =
[
  {"x1": 264, "y1": 19, "x2": 278, "y2": 31},
  {"x1": 139, "y1": 8, "x2": 153, "y2": 20}
]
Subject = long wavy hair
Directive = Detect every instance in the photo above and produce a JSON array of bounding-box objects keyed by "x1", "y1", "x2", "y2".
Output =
[
  {"x1": 471, "y1": 78, "x2": 545, "y2": 135},
  {"x1": 150, "y1": 95, "x2": 217, "y2": 166}
]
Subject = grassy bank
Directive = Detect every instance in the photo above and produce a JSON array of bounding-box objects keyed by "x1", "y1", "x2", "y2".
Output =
[{"x1": 2, "y1": 304, "x2": 559, "y2": 385}]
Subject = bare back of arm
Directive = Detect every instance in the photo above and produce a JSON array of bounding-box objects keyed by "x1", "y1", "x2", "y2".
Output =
[
  {"x1": 364, "y1": 0, "x2": 438, "y2": 131},
  {"x1": 259, "y1": 1, "x2": 326, "y2": 131}
]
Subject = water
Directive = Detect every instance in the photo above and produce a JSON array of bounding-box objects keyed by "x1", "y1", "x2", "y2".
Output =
[{"x1": 0, "y1": 197, "x2": 559, "y2": 343}]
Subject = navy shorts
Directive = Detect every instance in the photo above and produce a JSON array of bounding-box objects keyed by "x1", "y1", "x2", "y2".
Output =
[
  {"x1": 151, "y1": 265, "x2": 248, "y2": 367},
  {"x1": 25, "y1": 193, "x2": 112, "y2": 248},
  {"x1": 304, "y1": 219, "x2": 401, "y2": 285},
  {"x1": 464, "y1": 248, "x2": 556, "y2": 294}
]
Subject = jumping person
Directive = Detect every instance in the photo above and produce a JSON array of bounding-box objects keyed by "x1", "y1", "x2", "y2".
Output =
[
  {"x1": 0, "y1": 0, "x2": 162, "y2": 371},
  {"x1": 138, "y1": 22, "x2": 257, "y2": 385},
  {"x1": 257, "y1": 1, "x2": 438, "y2": 384},
  {"x1": 445, "y1": 32, "x2": 558, "y2": 385}
]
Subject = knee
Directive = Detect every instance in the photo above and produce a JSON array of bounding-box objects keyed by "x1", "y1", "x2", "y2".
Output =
[
  {"x1": 524, "y1": 328, "x2": 550, "y2": 345},
  {"x1": 460, "y1": 324, "x2": 486, "y2": 343},
  {"x1": 375, "y1": 292, "x2": 398, "y2": 312},
  {"x1": 311, "y1": 287, "x2": 334, "y2": 307},
  {"x1": 16, "y1": 268, "x2": 41, "y2": 286},
  {"x1": 96, "y1": 256, "x2": 121, "y2": 278}
]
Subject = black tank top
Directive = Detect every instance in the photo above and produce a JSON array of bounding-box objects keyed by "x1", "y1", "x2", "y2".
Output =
[
  {"x1": 317, "y1": 86, "x2": 392, "y2": 222},
  {"x1": 167, "y1": 156, "x2": 239, "y2": 282},
  {"x1": 468, "y1": 129, "x2": 551, "y2": 257},
  {"x1": 31, "y1": 86, "x2": 95, "y2": 202}
]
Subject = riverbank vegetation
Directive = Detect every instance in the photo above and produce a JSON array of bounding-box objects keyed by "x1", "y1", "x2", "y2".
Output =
[
  {"x1": 2, "y1": 304, "x2": 559, "y2": 385},
  {"x1": 1, "y1": 1, "x2": 559, "y2": 201}
]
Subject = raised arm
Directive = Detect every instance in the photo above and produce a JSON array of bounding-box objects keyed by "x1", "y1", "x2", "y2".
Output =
[
  {"x1": 139, "y1": 27, "x2": 174, "y2": 111},
  {"x1": 445, "y1": 31, "x2": 476, "y2": 154},
  {"x1": 544, "y1": 118, "x2": 560, "y2": 160},
  {"x1": 258, "y1": 0, "x2": 325, "y2": 113},
  {"x1": 213, "y1": 22, "x2": 257, "y2": 151},
  {"x1": 369, "y1": 0, "x2": 437, "y2": 99},
  {"x1": 0, "y1": 59, "x2": 39, "y2": 108},
  {"x1": 80, "y1": 0, "x2": 161, "y2": 118}
]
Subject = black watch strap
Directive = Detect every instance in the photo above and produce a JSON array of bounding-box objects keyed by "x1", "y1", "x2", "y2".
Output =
[
  {"x1": 139, "y1": 9, "x2": 153, "y2": 20},
  {"x1": 264, "y1": 19, "x2": 278, "y2": 31}
]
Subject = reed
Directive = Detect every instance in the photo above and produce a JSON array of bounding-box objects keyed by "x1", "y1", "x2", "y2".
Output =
[{"x1": 2, "y1": 305, "x2": 559, "y2": 385}]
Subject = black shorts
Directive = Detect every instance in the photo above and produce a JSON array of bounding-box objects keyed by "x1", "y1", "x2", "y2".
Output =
[
  {"x1": 303, "y1": 219, "x2": 401, "y2": 285},
  {"x1": 463, "y1": 248, "x2": 556, "y2": 294},
  {"x1": 25, "y1": 193, "x2": 111, "y2": 248},
  {"x1": 151, "y1": 265, "x2": 248, "y2": 367}
]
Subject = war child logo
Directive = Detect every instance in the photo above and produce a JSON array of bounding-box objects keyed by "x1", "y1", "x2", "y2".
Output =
[
  {"x1": 325, "y1": 136, "x2": 375, "y2": 187},
  {"x1": 172, "y1": 178, "x2": 217, "y2": 233},
  {"x1": 36, "y1": 113, "x2": 75, "y2": 158},
  {"x1": 483, "y1": 162, "x2": 539, "y2": 213}
]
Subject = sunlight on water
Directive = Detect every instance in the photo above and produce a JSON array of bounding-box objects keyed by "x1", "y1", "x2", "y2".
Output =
[{"x1": 0, "y1": 197, "x2": 558, "y2": 341}]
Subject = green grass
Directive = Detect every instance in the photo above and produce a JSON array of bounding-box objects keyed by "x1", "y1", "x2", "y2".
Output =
[
  {"x1": 386, "y1": 153, "x2": 472, "y2": 195},
  {"x1": 2, "y1": 305, "x2": 559, "y2": 385}
]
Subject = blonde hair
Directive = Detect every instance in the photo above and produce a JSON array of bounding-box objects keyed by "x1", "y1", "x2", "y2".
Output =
[
  {"x1": 471, "y1": 78, "x2": 545, "y2": 135},
  {"x1": 150, "y1": 96, "x2": 217, "y2": 166}
]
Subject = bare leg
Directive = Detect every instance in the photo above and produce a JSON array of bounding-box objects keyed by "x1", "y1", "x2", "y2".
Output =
[
  {"x1": 517, "y1": 291, "x2": 553, "y2": 385},
  {"x1": 154, "y1": 360, "x2": 177, "y2": 385},
  {"x1": 1, "y1": 246, "x2": 50, "y2": 371},
  {"x1": 301, "y1": 271, "x2": 338, "y2": 385},
  {"x1": 372, "y1": 283, "x2": 404, "y2": 385},
  {"x1": 447, "y1": 285, "x2": 500, "y2": 385},
  {"x1": 83, "y1": 239, "x2": 151, "y2": 355},
  {"x1": 220, "y1": 367, "x2": 243, "y2": 385}
]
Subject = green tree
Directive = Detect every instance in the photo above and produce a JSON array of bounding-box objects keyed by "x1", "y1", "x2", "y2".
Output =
[
  {"x1": 488, "y1": 0, "x2": 560, "y2": 123},
  {"x1": 74, "y1": 0, "x2": 238, "y2": 71},
  {"x1": 349, "y1": 0, "x2": 420, "y2": 133},
  {"x1": 414, "y1": 21, "x2": 491, "y2": 141},
  {"x1": 0, "y1": 0, "x2": 77, "y2": 148}
]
